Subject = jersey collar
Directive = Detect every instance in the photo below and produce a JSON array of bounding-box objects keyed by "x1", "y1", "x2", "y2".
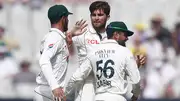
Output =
[
  {"x1": 101, "y1": 39, "x2": 118, "y2": 44},
  {"x1": 50, "y1": 28, "x2": 66, "y2": 39},
  {"x1": 88, "y1": 25, "x2": 107, "y2": 40}
]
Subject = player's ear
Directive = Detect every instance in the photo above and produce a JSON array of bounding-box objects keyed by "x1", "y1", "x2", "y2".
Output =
[{"x1": 60, "y1": 16, "x2": 65, "y2": 24}]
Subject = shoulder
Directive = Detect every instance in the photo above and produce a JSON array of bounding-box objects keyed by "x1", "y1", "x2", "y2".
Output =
[
  {"x1": 44, "y1": 31, "x2": 64, "y2": 44},
  {"x1": 117, "y1": 45, "x2": 133, "y2": 56}
]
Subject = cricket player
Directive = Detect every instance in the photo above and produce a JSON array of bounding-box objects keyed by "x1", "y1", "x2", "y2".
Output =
[
  {"x1": 34, "y1": 5, "x2": 87, "y2": 101},
  {"x1": 67, "y1": 1, "x2": 111, "y2": 101},
  {"x1": 67, "y1": 1, "x2": 144, "y2": 101},
  {"x1": 66, "y1": 21, "x2": 141, "y2": 101}
]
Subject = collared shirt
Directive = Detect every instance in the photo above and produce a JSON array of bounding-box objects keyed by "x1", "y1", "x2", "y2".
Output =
[
  {"x1": 72, "y1": 25, "x2": 107, "y2": 65},
  {"x1": 67, "y1": 39, "x2": 140, "y2": 95},
  {"x1": 36, "y1": 28, "x2": 69, "y2": 89}
]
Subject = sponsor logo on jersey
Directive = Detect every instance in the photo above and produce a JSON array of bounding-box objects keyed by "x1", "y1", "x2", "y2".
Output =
[
  {"x1": 48, "y1": 44, "x2": 54, "y2": 48},
  {"x1": 87, "y1": 39, "x2": 99, "y2": 44}
]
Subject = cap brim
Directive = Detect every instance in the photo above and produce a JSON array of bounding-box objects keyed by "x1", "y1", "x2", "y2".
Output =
[
  {"x1": 125, "y1": 30, "x2": 134, "y2": 36},
  {"x1": 108, "y1": 27, "x2": 134, "y2": 36},
  {"x1": 68, "y1": 12, "x2": 73, "y2": 15},
  {"x1": 64, "y1": 12, "x2": 73, "y2": 16}
]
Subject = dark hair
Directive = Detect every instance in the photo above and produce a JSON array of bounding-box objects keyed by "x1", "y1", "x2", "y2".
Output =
[
  {"x1": 89, "y1": 1, "x2": 110, "y2": 15},
  {"x1": 106, "y1": 26, "x2": 115, "y2": 39},
  {"x1": 49, "y1": 15, "x2": 66, "y2": 24}
]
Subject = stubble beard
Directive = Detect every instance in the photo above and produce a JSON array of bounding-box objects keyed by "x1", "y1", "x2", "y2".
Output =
[
  {"x1": 118, "y1": 40, "x2": 126, "y2": 47},
  {"x1": 63, "y1": 19, "x2": 68, "y2": 32},
  {"x1": 93, "y1": 22, "x2": 106, "y2": 33}
]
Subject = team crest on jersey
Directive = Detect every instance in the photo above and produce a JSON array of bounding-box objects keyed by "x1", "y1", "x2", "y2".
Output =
[{"x1": 48, "y1": 44, "x2": 54, "y2": 48}]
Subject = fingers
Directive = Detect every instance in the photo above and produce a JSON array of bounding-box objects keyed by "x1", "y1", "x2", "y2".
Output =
[
  {"x1": 59, "y1": 89, "x2": 64, "y2": 99},
  {"x1": 81, "y1": 20, "x2": 86, "y2": 26},
  {"x1": 81, "y1": 22, "x2": 88, "y2": 30},
  {"x1": 139, "y1": 56, "x2": 146, "y2": 65},
  {"x1": 53, "y1": 88, "x2": 65, "y2": 101},
  {"x1": 53, "y1": 96, "x2": 65, "y2": 101},
  {"x1": 76, "y1": 19, "x2": 87, "y2": 28},
  {"x1": 76, "y1": 19, "x2": 83, "y2": 26},
  {"x1": 53, "y1": 96, "x2": 64, "y2": 101},
  {"x1": 75, "y1": 20, "x2": 80, "y2": 25},
  {"x1": 72, "y1": 19, "x2": 88, "y2": 36},
  {"x1": 137, "y1": 55, "x2": 146, "y2": 65},
  {"x1": 54, "y1": 97, "x2": 59, "y2": 101},
  {"x1": 58, "y1": 97, "x2": 62, "y2": 101}
]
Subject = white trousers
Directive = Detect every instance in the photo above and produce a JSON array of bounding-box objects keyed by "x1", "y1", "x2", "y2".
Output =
[
  {"x1": 34, "y1": 85, "x2": 53, "y2": 101},
  {"x1": 95, "y1": 93, "x2": 126, "y2": 101}
]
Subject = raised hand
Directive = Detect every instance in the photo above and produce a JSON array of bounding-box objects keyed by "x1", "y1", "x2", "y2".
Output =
[
  {"x1": 70, "y1": 19, "x2": 88, "y2": 37},
  {"x1": 136, "y1": 54, "x2": 146, "y2": 68}
]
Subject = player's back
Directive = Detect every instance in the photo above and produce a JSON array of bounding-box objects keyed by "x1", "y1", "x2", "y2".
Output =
[{"x1": 88, "y1": 39, "x2": 140, "y2": 95}]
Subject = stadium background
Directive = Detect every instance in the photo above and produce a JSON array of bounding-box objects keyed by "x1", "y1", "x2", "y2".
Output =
[{"x1": 0, "y1": 0, "x2": 180, "y2": 101}]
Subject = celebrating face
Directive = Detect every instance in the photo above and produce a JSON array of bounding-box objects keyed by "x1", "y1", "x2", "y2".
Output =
[
  {"x1": 116, "y1": 31, "x2": 128, "y2": 47},
  {"x1": 90, "y1": 9, "x2": 109, "y2": 31}
]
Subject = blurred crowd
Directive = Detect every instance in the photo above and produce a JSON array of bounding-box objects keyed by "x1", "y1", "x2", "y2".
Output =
[
  {"x1": 0, "y1": 0, "x2": 179, "y2": 100},
  {"x1": 126, "y1": 14, "x2": 180, "y2": 99}
]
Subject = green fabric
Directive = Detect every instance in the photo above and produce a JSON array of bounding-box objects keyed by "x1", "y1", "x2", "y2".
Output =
[
  {"x1": 107, "y1": 21, "x2": 134, "y2": 36},
  {"x1": 48, "y1": 5, "x2": 72, "y2": 23}
]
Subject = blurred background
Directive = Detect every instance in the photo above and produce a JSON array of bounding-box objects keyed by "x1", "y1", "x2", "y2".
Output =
[{"x1": 0, "y1": 0, "x2": 180, "y2": 101}]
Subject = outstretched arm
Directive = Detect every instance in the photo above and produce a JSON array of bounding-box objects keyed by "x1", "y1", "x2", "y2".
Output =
[
  {"x1": 65, "y1": 57, "x2": 92, "y2": 95},
  {"x1": 125, "y1": 50, "x2": 140, "y2": 84},
  {"x1": 131, "y1": 54, "x2": 146, "y2": 100}
]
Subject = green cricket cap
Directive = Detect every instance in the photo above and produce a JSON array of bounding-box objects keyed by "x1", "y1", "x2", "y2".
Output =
[
  {"x1": 107, "y1": 21, "x2": 134, "y2": 36},
  {"x1": 48, "y1": 5, "x2": 73, "y2": 24}
]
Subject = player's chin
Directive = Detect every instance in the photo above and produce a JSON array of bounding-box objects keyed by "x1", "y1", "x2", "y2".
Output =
[{"x1": 93, "y1": 23, "x2": 101, "y2": 27}]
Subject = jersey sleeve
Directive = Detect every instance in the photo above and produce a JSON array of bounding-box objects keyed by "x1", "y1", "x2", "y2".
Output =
[
  {"x1": 65, "y1": 57, "x2": 92, "y2": 95},
  {"x1": 72, "y1": 32, "x2": 86, "y2": 47},
  {"x1": 124, "y1": 49, "x2": 140, "y2": 84},
  {"x1": 39, "y1": 34, "x2": 63, "y2": 90}
]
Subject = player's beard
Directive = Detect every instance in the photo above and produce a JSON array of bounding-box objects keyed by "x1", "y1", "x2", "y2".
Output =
[
  {"x1": 92, "y1": 21, "x2": 106, "y2": 32},
  {"x1": 63, "y1": 17, "x2": 68, "y2": 32},
  {"x1": 117, "y1": 40, "x2": 126, "y2": 47}
]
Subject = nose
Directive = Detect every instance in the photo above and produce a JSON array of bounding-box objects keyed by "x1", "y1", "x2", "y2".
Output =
[{"x1": 95, "y1": 15, "x2": 99, "y2": 20}]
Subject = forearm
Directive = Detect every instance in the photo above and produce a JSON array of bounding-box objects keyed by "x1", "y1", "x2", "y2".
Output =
[{"x1": 66, "y1": 32, "x2": 75, "y2": 55}]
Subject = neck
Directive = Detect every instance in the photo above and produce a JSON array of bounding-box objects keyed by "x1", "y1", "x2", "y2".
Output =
[
  {"x1": 94, "y1": 26, "x2": 106, "y2": 34},
  {"x1": 97, "y1": 28, "x2": 106, "y2": 34},
  {"x1": 51, "y1": 23, "x2": 63, "y2": 32}
]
